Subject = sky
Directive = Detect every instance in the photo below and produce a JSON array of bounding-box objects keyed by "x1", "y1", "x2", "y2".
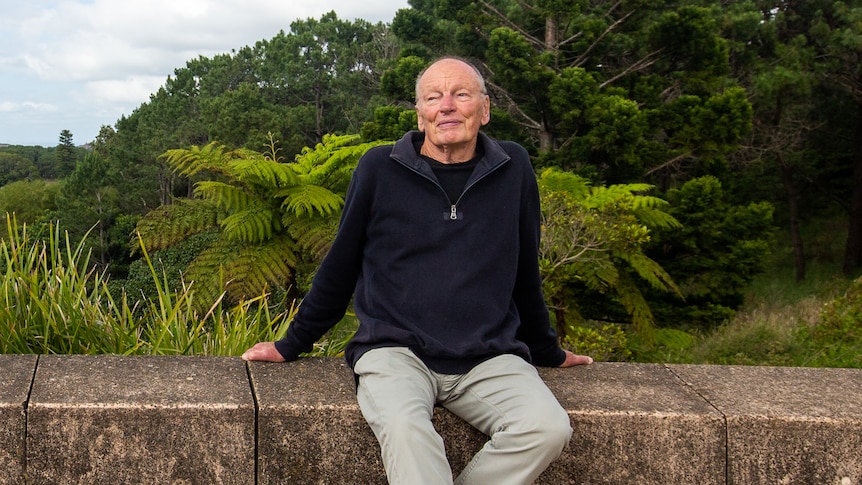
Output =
[{"x1": 0, "y1": 0, "x2": 409, "y2": 147}]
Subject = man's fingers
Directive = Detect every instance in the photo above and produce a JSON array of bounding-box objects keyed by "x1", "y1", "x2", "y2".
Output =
[
  {"x1": 241, "y1": 342, "x2": 286, "y2": 362},
  {"x1": 559, "y1": 351, "x2": 593, "y2": 367}
]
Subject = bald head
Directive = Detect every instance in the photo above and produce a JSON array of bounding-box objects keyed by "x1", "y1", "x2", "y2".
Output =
[{"x1": 415, "y1": 57, "x2": 487, "y2": 105}]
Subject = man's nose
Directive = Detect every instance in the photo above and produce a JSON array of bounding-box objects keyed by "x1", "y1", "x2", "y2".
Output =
[{"x1": 440, "y1": 93, "x2": 455, "y2": 111}]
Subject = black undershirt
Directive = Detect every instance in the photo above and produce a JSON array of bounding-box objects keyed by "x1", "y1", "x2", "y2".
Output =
[{"x1": 422, "y1": 154, "x2": 481, "y2": 202}]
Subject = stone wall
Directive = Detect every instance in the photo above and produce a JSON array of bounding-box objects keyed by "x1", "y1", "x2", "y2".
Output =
[{"x1": 1, "y1": 354, "x2": 860, "y2": 484}]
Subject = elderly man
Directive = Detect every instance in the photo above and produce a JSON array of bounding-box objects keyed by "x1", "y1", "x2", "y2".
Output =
[{"x1": 242, "y1": 56, "x2": 592, "y2": 485}]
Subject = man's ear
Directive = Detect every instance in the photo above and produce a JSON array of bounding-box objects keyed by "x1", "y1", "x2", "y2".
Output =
[
  {"x1": 481, "y1": 96, "x2": 491, "y2": 126},
  {"x1": 416, "y1": 107, "x2": 425, "y2": 132}
]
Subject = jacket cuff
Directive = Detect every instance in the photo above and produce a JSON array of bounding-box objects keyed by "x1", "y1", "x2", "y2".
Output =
[{"x1": 532, "y1": 346, "x2": 567, "y2": 368}]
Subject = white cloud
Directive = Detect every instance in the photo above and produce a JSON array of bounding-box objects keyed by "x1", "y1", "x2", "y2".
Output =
[
  {"x1": 0, "y1": 0, "x2": 408, "y2": 145},
  {"x1": 0, "y1": 101, "x2": 58, "y2": 113},
  {"x1": 81, "y1": 76, "x2": 166, "y2": 105}
]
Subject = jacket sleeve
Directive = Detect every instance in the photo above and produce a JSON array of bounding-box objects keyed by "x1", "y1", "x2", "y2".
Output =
[
  {"x1": 508, "y1": 145, "x2": 567, "y2": 367},
  {"x1": 274, "y1": 155, "x2": 374, "y2": 361}
]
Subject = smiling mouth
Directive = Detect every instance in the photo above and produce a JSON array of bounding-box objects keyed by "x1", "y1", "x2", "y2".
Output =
[{"x1": 437, "y1": 120, "x2": 461, "y2": 129}]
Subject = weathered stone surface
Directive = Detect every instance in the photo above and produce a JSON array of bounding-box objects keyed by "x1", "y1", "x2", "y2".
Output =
[
  {"x1": 251, "y1": 359, "x2": 725, "y2": 485},
  {"x1": 251, "y1": 358, "x2": 488, "y2": 484},
  {"x1": 0, "y1": 354, "x2": 37, "y2": 485},
  {"x1": 669, "y1": 364, "x2": 862, "y2": 485},
  {"x1": 539, "y1": 363, "x2": 726, "y2": 485},
  {"x1": 0, "y1": 355, "x2": 858, "y2": 484},
  {"x1": 27, "y1": 355, "x2": 255, "y2": 485},
  {"x1": 250, "y1": 358, "x2": 386, "y2": 485}
]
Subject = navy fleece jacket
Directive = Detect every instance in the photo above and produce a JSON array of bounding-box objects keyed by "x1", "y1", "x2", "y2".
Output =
[{"x1": 274, "y1": 131, "x2": 566, "y2": 373}]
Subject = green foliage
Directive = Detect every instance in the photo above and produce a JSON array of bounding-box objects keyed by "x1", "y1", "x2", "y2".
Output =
[
  {"x1": 802, "y1": 275, "x2": 862, "y2": 367},
  {"x1": 54, "y1": 129, "x2": 81, "y2": 178},
  {"x1": 0, "y1": 214, "x2": 353, "y2": 357},
  {"x1": 560, "y1": 323, "x2": 632, "y2": 362},
  {"x1": 0, "y1": 219, "x2": 130, "y2": 354},
  {"x1": 538, "y1": 168, "x2": 682, "y2": 340},
  {"x1": 379, "y1": 55, "x2": 429, "y2": 102},
  {"x1": 361, "y1": 106, "x2": 419, "y2": 142},
  {"x1": 396, "y1": 0, "x2": 752, "y2": 185},
  {"x1": 628, "y1": 327, "x2": 700, "y2": 363},
  {"x1": 135, "y1": 134, "x2": 386, "y2": 306},
  {"x1": 0, "y1": 152, "x2": 38, "y2": 186},
  {"x1": 50, "y1": 151, "x2": 123, "y2": 266},
  {"x1": 649, "y1": 5, "x2": 730, "y2": 85},
  {"x1": 0, "y1": 180, "x2": 60, "y2": 240},
  {"x1": 117, "y1": 230, "x2": 219, "y2": 308},
  {"x1": 0, "y1": 144, "x2": 61, "y2": 180},
  {"x1": 649, "y1": 175, "x2": 776, "y2": 328}
]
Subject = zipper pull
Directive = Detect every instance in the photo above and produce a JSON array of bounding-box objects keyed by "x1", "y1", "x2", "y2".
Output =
[{"x1": 450, "y1": 205, "x2": 458, "y2": 220}]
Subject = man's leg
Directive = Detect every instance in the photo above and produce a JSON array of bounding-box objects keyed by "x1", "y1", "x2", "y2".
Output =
[
  {"x1": 354, "y1": 347, "x2": 453, "y2": 485},
  {"x1": 442, "y1": 354, "x2": 572, "y2": 485}
]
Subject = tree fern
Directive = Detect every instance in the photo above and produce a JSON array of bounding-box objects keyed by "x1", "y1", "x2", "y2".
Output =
[
  {"x1": 134, "y1": 198, "x2": 219, "y2": 252},
  {"x1": 136, "y1": 134, "x2": 386, "y2": 308},
  {"x1": 161, "y1": 142, "x2": 253, "y2": 178},
  {"x1": 538, "y1": 167, "x2": 682, "y2": 342},
  {"x1": 278, "y1": 185, "x2": 344, "y2": 217},
  {"x1": 184, "y1": 234, "x2": 299, "y2": 306},
  {"x1": 286, "y1": 216, "x2": 339, "y2": 263}
]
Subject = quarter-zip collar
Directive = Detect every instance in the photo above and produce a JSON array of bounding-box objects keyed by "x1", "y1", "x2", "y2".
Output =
[{"x1": 390, "y1": 131, "x2": 511, "y2": 187}]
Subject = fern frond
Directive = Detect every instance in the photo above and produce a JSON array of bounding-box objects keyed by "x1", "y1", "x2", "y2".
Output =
[
  {"x1": 230, "y1": 157, "x2": 300, "y2": 188},
  {"x1": 633, "y1": 206, "x2": 682, "y2": 230},
  {"x1": 614, "y1": 272, "x2": 656, "y2": 339},
  {"x1": 584, "y1": 184, "x2": 649, "y2": 209},
  {"x1": 291, "y1": 135, "x2": 386, "y2": 186},
  {"x1": 617, "y1": 252, "x2": 683, "y2": 298},
  {"x1": 185, "y1": 235, "x2": 299, "y2": 305},
  {"x1": 220, "y1": 207, "x2": 282, "y2": 244},
  {"x1": 278, "y1": 185, "x2": 344, "y2": 217},
  {"x1": 161, "y1": 142, "x2": 252, "y2": 178},
  {"x1": 134, "y1": 198, "x2": 219, "y2": 252},
  {"x1": 286, "y1": 216, "x2": 339, "y2": 262},
  {"x1": 579, "y1": 259, "x2": 619, "y2": 292},
  {"x1": 537, "y1": 168, "x2": 591, "y2": 199},
  {"x1": 194, "y1": 181, "x2": 258, "y2": 214}
]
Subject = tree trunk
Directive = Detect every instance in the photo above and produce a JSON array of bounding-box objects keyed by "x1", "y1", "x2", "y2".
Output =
[
  {"x1": 779, "y1": 156, "x2": 805, "y2": 281},
  {"x1": 842, "y1": 107, "x2": 862, "y2": 274},
  {"x1": 554, "y1": 305, "x2": 567, "y2": 345}
]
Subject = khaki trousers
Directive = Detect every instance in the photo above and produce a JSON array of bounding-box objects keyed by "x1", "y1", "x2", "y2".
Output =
[{"x1": 354, "y1": 347, "x2": 572, "y2": 485}]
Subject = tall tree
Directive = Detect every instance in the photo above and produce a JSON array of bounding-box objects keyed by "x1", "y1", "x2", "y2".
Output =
[
  {"x1": 55, "y1": 130, "x2": 78, "y2": 178},
  {"x1": 726, "y1": 2, "x2": 818, "y2": 281},
  {"x1": 648, "y1": 175, "x2": 775, "y2": 328},
  {"x1": 808, "y1": 1, "x2": 862, "y2": 274},
  {"x1": 53, "y1": 152, "x2": 120, "y2": 268},
  {"x1": 390, "y1": 1, "x2": 752, "y2": 186}
]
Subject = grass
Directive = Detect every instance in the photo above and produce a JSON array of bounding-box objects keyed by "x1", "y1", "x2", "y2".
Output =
[
  {"x1": 651, "y1": 260, "x2": 859, "y2": 367},
  {"x1": 0, "y1": 216, "x2": 352, "y2": 358}
]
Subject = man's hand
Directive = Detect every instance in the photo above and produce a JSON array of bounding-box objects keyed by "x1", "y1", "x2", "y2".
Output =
[
  {"x1": 241, "y1": 342, "x2": 287, "y2": 362},
  {"x1": 559, "y1": 350, "x2": 593, "y2": 367}
]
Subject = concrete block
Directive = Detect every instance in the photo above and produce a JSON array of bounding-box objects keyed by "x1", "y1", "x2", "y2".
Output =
[
  {"x1": 0, "y1": 355, "x2": 37, "y2": 485},
  {"x1": 251, "y1": 359, "x2": 726, "y2": 485},
  {"x1": 250, "y1": 358, "x2": 489, "y2": 485},
  {"x1": 539, "y1": 363, "x2": 726, "y2": 485},
  {"x1": 669, "y1": 364, "x2": 862, "y2": 485},
  {"x1": 250, "y1": 358, "x2": 386, "y2": 485},
  {"x1": 27, "y1": 355, "x2": 255, "y2": 485}
]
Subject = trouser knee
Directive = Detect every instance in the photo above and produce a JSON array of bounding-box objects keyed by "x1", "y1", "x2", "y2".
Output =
[{"x1": 525, "y1": 407, "x2": 572, "y2": 456}]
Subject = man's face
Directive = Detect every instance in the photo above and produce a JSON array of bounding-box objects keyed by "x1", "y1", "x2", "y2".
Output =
[{"x1": 416, "y1": 59, "x2": 490, "y2": 153}]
